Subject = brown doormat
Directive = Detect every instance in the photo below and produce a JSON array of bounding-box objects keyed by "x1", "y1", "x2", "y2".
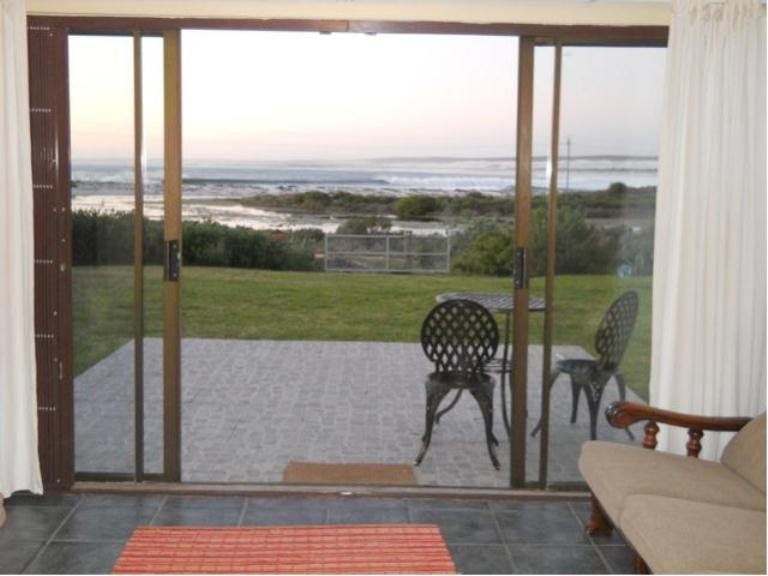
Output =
[{"x1": 283, "y1": 461, "x2": 418, "y2": 486}]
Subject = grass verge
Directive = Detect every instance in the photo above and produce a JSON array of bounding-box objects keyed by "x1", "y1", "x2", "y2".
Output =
[{"x1": 73, "y1": 266, "x2": 651, "y2": 399}]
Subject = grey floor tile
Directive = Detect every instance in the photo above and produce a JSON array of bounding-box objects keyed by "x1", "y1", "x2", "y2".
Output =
[
  {"x1": 0, "y1": 541, "x2": 45, "y2": 574},
  {"x1": 410, "y1": 510, "x2": 502, "y2": 545},
  {"x1": 162, "y1": 495, "x2": 244, "y2": 511},
  {"x1": 54, "y1": 506, "x2": 154, "y2": 541},
  {"x1": 23, "y1": 542, "x2": 123, "y2": 575},
  {"x1": 569, "y1": 501, "x2": 592, "y2": 526},
  {"x1": 327, "y1": 498, "x2": 409, "y2": 524},
  {"x1": 77, "y1": 494, "x2": 164, "y2": 512},
  {"x1": 408, "y1": 498, "x2": 491, "y2": 512},
  {"x1": 495, "y1": 503, "x2": 590, "y2": 545},
  {"x1": 508, "y1": 545, "x2": 608, "y2": 574},
  {"x1": 242, "y1": 498, "x2": 329, "y2": 525},
  {"x1": 598, "y1": 545, "x2": 636, "y2": 574},
  {"x1": 5, "y1": 494, "x2": 80, "y2": 508},
  {"x1": 152, "y1": 506, "x2": 240, "y2": 526},
  {"x1": 448, "y1": 544, "x2": 514, "y2": 575},
  {"x1": 0, "y1": 506, "x2": 71, "y2": 543}
]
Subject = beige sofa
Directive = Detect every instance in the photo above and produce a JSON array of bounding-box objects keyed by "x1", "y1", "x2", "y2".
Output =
[{"x1": 579, "y1": 402, "x2": 766, "y2": 574}]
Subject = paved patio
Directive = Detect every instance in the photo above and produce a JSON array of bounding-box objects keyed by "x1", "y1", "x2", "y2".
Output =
[{"x1": 75, "y1": 339, "x2": 644, "y2": 486}]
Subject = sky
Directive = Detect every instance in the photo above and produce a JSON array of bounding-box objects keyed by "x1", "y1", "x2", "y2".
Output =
[{"x1": 68, "y1": 31, "x2": 666, "y2": 162}]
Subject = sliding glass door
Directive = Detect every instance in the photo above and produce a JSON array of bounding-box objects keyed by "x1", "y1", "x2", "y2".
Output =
[
  {"x1": 70, "y1": 32, "x2": 175, "y2": 481},
  {"x1": 174, "y1": 29, "x2": 531, "y2": 488},
  {"x1": 70, "y1": 34, "x2": 136, "y2": 477},
  {"x1": 531, "y1": 44, "x2": 665, "y2": 487},
  {"x1": 67, "y1": 24, "x2": 664, "y2": 489}
]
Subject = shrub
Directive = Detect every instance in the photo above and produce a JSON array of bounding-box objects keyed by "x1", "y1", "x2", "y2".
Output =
[
  {"x1": 535, "y1": 206, "x2": 617, "y2": 275},
  {"x1": 72, "y1": 210, "x2": 135, "y2": 266},
  {"x1": 72, "y1": 211, "x2": 319, "y2": 272},
  {"x1": 452, "y1": 226, "x2": 516, "y2": 276},
  {"x1": 396, "y1": 195, "x2": 441, "y2": 220},
  {"x1": 183, "y1": 221, "x2": 229, "y2": 267},
  {"x1": 607, "y1": 181, "x2": 628, "y2": 197},
  {"x1": 336, "y1": 216, "x2": 392, "y2": 235},
  {"x1": 451, "y1": 205, "x2": 646, "y2": 277}
]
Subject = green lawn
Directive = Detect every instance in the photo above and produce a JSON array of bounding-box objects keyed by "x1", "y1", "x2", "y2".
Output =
[{"x1": 73, "y1": 266, "x2": 652, "y2": 399}]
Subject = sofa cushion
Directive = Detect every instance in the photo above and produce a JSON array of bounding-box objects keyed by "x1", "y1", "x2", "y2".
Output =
[
  {"x1": 620, "y1": 495, "x2": 766, "y2": 574},
  {"x1": 722, "y1": 412, "x2": 766, "y2": 493},
  {"x1": 579, "y1": 441, "x2": 765, "y2": 524}
]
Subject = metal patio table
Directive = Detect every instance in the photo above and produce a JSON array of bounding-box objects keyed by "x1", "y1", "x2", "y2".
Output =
[{"x1": 435, "y1": 292, "x2": 546, "y2": 437}]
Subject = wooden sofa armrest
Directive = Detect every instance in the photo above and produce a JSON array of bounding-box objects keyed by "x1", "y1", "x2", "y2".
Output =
[{"x1": 605, "y1": 401, "x2": 752, "y2": 456}]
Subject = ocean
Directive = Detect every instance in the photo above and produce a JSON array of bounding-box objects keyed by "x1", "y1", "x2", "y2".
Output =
[{"x1": 71, "y1": 156, "x2": 657, "y2": 233}]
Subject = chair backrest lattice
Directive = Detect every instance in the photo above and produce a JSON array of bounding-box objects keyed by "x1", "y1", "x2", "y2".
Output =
[
  {"x1": 595, "y1": 290, "x2": 640, "y2": 372},
  {"x1": 421, "y1": 299, "x2": 499, "y2": 374}
]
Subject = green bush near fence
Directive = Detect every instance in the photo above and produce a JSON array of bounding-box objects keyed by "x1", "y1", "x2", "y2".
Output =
[
  {"x1": 452, "y1": 206, "x2": 654, "y2": 277},
  {"x1": 336, "y1": 216, "x2": 392, "y2": 235},
  {"x1": 72, "y1": 211, "x2": 320, "y2": 271},
  {"x1": 73, "y1": 206, "x2": 653, "y2": 278}
]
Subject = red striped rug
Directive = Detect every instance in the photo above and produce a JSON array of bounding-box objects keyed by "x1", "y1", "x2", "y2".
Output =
[{"x1": 113, "y1": 524, "x2": 456, "y2": 574}]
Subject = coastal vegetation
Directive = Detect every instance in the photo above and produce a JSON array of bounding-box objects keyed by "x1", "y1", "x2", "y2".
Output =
[
  {"x1": 73, "y1": 211, "x2": 320, "y2": 271},
  {"x1": 235, "y1": 184, "x2": 655, "y2": 221},
  {"x1": 451, "y1": 207, "x2": 654, "y2": 277},
  {"x1": 73, "y1": 182, "x2": 654, "y2": 277}
]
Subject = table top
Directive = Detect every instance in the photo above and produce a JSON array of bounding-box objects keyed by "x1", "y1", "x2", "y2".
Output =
[{"x1": 436, "y1": 292, "x2": 546, "y2": 313}]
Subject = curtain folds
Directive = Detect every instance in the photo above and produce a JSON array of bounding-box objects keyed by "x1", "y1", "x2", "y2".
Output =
[
  {"x1": 650, "y1": 0, "x2": 767, "y2": 458},
  {"x1": 0, "y1": 0, "x2": 43, "y2": 496}
]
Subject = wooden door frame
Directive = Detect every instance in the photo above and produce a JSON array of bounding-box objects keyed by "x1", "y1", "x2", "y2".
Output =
[
  {"x1": 27, "y1": 14, "x2": 666, "y2": 490},
  {"x1": 28, "y1": 23, "x2": 73, "y2": 491},
  {"x1": 163, "y1": 30, "x2": 183, "y2": 482},
  {"x1": 538, "y1": 43, "x2": 563, "y2": 488}
]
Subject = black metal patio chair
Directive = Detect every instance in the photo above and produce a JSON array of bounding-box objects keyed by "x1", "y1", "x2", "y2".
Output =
[
  {"x1": 532, "y1": 290, "x2": 640, "y2": 441},
  {"x1": 415, "y1": 299, "x2": 501, "y2": 469}
]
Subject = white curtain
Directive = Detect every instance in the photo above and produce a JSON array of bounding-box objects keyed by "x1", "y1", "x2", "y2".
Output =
[
  {"x1": 0, "y1": 0, "x2": 43, "y2": 496},
  {"x1": 650, "y1": 0, "x2": 767, "y2": 459}
]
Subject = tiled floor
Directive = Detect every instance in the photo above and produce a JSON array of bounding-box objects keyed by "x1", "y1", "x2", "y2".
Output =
[{"x1": 0, "y1": 493, "x2": 635, "y2": 574}]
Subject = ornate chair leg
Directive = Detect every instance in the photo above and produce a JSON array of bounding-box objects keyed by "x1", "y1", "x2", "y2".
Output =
[
  {"x1": 586, "y1": 493, "x2": 613, "y2": 536},
  {"x1": 569, "y1": 376, "x2": 582, "y2": 423},
  {"x1": 614, "y1": 373, "x2": 635, "y2": 440},
  {"x1": 416, "y1": 383, "x2": 450, "y2": 466},
  {"x1": 530, "y1": 369, "x2": 562, "y2": 437},
  {"x1": 469, "y1": 385, "x2": 501, "y2": 470},
  {"x1": 435, "y1": 390, "x2": 462, "y2": 425},
  {"x1": 585, "y1": 386, "x2": 605, "y2": 441}
]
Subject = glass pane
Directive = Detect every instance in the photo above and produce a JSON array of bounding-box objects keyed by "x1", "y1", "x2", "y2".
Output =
[
  {"x1": 70, "y1": 36, "x2": 135, "y2": 475},
  {"x1": 179, "y1": 30, "x2": 520, "y2": 487},
  {"x1": 141, "y1": 36, "x2": 165, "y2": 477},
  {"x1": 543, "y1": 47, "x2": 665, "y2": 484},
  {"x1": 526, "y1": 45, "x2": 556, "y2": 484}
]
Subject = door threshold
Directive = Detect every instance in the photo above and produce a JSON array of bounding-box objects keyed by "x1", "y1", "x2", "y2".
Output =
[{"x1": 71, "y1": 481, "x2": 589, "y2": 501}]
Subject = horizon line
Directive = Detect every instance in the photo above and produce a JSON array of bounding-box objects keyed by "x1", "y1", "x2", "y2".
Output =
[{"x1": 72, "y1": 154, "x2": 660, "y2": 164}]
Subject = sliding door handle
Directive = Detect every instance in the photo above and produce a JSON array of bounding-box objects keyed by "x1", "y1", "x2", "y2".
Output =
[
  {"x1": 165, "y1": 239, "x2": 180, "y2": 282},
  {"x1": 514, "y1": 247, "x2": 527, "y2": 289}
]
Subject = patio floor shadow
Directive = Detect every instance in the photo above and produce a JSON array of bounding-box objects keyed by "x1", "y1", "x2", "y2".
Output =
[{"x1": 75, "y1": 338, "x2": 644, "y2": 486}]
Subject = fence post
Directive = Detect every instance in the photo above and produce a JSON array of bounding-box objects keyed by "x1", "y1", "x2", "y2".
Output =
[
  {"x1": 445, "y1": 234, "x2": 451, "y2": 272},
  {"x1": 324, "y1": 234, "x2": 328, "y2": 272},
  {"x1": 385, "y1": 235, "x2": 390, "y2": 272}
]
